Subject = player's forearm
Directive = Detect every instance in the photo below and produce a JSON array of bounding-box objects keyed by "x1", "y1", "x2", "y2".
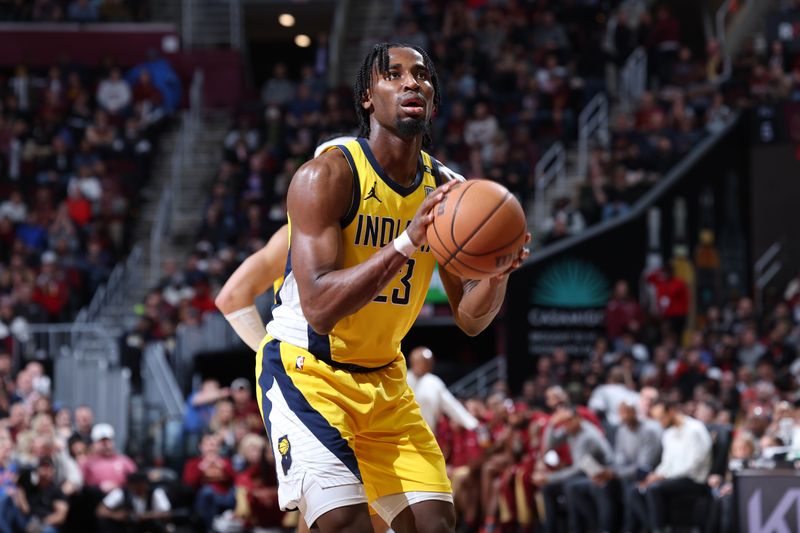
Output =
[
  {"x1": 454, "y1": 277, "x2": 507, "y2": 336},
  {"x1": 215, "y1": 257, "x2": 268, "y2": 314},
  {"x1": 302, "y1": 246, "x2": 409, "y2": 334}
]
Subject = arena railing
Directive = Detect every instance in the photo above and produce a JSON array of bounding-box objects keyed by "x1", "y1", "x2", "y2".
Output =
[
  {"x1": 150, "y1": 68, "x2": 204, "y2": 282},
  {"x1": 181, "y1": 0, "x2": 243, "y2": 50},
  {"x1": 53, "y1": 345, "x2": 131, "y2": 451},
  {"x1": 576, "y1": 93, "x2": 609, "y2": 181},
  {"x1": 531, "y1": 141, "x2": 566, "y2": 238},
  {"x1": 620, "y1": 47, "x2": 647, "y2": 112},
  {"x1": 449, "y1": 357, "x2": 507, "y2": 400}
]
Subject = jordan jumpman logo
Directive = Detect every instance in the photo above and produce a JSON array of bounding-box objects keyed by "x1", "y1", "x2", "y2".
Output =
[{"x1": 364, "y1": 183, "x2": 382, "y2": 203}]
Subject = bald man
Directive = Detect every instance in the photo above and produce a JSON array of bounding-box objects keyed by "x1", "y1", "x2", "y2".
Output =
[{"x1": 406, "y1": 347, "x2": 478, "y2": 433}]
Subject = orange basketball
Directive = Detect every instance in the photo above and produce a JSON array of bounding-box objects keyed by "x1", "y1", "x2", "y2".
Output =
[{"x1": 426, "y1": 180, "x2": 527, "y2": 279}]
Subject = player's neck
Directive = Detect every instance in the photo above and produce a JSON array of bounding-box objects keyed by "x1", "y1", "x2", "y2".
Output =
[{"x1": 366, "y1": 130, "x2": 422, "y2": 188}]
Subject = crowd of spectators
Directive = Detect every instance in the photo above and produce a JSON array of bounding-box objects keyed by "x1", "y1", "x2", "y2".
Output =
[
  {"x1": 417, "y1": 262, "x2": 800, "y2": 533},
  {"x1": 0, "y1": 342, "x2": 289, "y2": 532},
  {"x1": 0, "y1": 0, "x2": 147, "y2": 23},
  {"x1": 0, "y1": 59, "x2": 172, "y2": 359}
]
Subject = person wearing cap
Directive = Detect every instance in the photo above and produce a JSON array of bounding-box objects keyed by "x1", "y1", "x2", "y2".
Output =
[
  {"x1": 406, "y1": 347, "x2": 478, "y2": 433},
  {"x1": 230, "y1": 378, "x2": 261, "y2": 434},
  {"x1": 14, "y1": 456, "x2": 69, "y2": 533},
  {"x1": 81, "y1": 423, "x2": 136, "y2": 494}
]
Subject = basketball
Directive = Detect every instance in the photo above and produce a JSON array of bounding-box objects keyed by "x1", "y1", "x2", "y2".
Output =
[{"x1": 427, "y1": 180, "x2": 528, "y2": 279}]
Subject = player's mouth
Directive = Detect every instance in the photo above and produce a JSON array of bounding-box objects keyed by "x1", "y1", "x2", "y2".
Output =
[{"x1": 399, "y1": 95, "x2": 426, "y2": 116}]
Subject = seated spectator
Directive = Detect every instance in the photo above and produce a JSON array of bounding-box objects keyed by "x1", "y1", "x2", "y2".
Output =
[
  {"x1": 229, "y1": 378, "x2": 262, "y2": 435},
  {"x1": 82, "y1": 424, "x2": 136, "y2": 494},
  {"x1": 70, "y1": 405, "x2": 94, "y2": 446},
  {"x1": 535, "y1": 406, "x2": 613, "y2": 533},
  {"x1": 588, "y1": 366, "x2": 640, "y2": 427},
  {"x1": 182, "y1": 433, "x2": 235, "y2": 531},
  {"x1": 232, "y1": 433, "x2": 285, "y2": 530},
  {"x1": 96, "y1": 471, "x2": 172, "y2": 533},
  {"x1": 628, "y1": 399, "x2": 712, "y2": 531},
  {"x1": 0, "y1": 190, "x2": 27, "y2": 224},
  {"x1": 14, "y1": 456, "x2": 69, "y2": 533},
  {"x1": 183, "y1": 379, "x2": 228, "y2": 450},
  {"x1": 575, "y1": 401, "x2": 662, "y2": 533}
]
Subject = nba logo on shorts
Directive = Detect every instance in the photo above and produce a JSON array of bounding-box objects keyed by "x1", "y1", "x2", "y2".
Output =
[{"x1": 295, "y1": 356, "x2": 305, "y2": 370}]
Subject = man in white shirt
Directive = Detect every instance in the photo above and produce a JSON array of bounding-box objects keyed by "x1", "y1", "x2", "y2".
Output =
[
  {"x1": 96, "y1": 67, "x2": 132, "y2": 116},
  {"x1": 406, "y1": 347, "x2": 478, "y2": 433},
  {"x1": 588, "y1": 366, "x2": 639, "y2": 427},
  {"x1": 629, "y1": 399, "x2": 712, "y2": 532}
]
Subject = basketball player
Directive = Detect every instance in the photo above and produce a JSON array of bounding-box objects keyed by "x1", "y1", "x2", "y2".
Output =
[{"x1": 258, "y1": 43, "x2": 529, "y2": 533}]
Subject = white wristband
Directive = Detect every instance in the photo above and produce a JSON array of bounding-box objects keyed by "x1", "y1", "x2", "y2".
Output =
[
  {"x1": 392, "y1": 230, "x2": 417, "y2": 258},
  {"x1": 223, "y1": 305, "x2": 266, "y2": 351}
]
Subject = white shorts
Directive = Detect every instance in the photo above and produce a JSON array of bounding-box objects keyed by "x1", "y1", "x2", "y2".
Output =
[{"x1": 297, "y1": 477, "x2": 453, "y2": 527}]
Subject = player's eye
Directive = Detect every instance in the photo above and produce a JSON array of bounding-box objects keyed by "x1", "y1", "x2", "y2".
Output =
[
  {"x1": 416, "y1": 71, "x2": 429, "y2": 80},
  {"x1": 386, "y1": 71, "x2": 400, "y2": 80}
]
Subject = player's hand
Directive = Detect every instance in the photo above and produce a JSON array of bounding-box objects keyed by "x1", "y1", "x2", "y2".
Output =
[
  {"x1": 406, "y1": 181, "x2": 458, "y2": 247},
  {"x1": 492, "y1": 233, "x2": 531, "y2": 280}
]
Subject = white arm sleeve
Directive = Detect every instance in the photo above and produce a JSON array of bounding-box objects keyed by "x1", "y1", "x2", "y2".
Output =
[
  {"x1": 151, "y1": 488, "x2": 172, "y2": 512},
  {"x1": 224, "y1": 305, "x2": 266, "y2": 351},
  {"x1": 102, "y1": 488, "x2": 124, "y2": 509},
  {"x1": 439, "y1": 385, "x2": 479, "y2": 430}
]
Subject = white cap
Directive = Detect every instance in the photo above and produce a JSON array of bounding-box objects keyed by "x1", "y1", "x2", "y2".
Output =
[{"x1": 91, "y1": 423, "x2": 115, "y2": 442}]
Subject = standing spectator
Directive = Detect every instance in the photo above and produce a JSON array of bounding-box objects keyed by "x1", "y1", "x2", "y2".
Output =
[
  {"x1": 81, "y1": 424, "x2": 137, "y2": 494},
  {"x1": 535, "y1": 407, "x2": 613, "y2": 533},
  {"x1": 647, "y1": 264, "x2": 690, "y2": 337},
  {"x1": 406, "y1": 347, "x2": 479, "y2": 433},
  {"x1": 260, "y1": 63, "x2": 295, "y2": 107},
  {"x1": 630, "y1": 399, "x2": 712, "y2": 532},
  {"x1": 464, "y1": 102, "x2": 500, "y2": 167},
  {"x1": 95, "y1": 68, "x2": 132, "y2": 117},
  {"x1": 182, "y1": 433, "x2": 236, "y2": 531},
  {"x1": 605, "y1": 280, "x2": 644, "y2": 345}
]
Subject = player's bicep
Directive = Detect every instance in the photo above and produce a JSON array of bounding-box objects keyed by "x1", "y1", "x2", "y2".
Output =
[{"x1": 286, "y1": 155, "x2": 351, "y2": 290}]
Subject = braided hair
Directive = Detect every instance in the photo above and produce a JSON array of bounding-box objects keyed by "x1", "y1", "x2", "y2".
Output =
[{"x1": 353, "y1": 42, "x2": 441, "y2": 147}]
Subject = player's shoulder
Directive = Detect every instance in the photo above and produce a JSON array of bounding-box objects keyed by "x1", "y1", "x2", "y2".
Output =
[
  {"x1": 294, "y1": 147, "x2": 352, "y2": 188},
  {"x1": 430, "y1": 158, "x2": 466, "y2": 184}
]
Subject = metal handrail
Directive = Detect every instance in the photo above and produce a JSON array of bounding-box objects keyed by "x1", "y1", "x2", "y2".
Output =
[
  {"x1": 150, "y1": 69, "x2": 203, "y2": 281},
  {"x1": 577, "y1": 94, "x2": 609, "y2": 181},
  {"x1": 19, "y1": 323, "x2": 120, "y2": 363},
  {"x1": 620, "y1": 47, "x2": 647, "y2": 111},
  {"x1": 449, "y1": 357, "x2": 507, "y2": 399},
  {"x1": 328, "y1": 0, "x2": 351, "y2": 87},
  {"x1": 714, "y1": 0, "x2": 734, "y2": 82},
  {"x1": 535, "y1": 141, "x2": 566, "y2": 192}
]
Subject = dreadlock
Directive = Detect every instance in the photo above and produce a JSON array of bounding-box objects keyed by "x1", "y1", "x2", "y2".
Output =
[{"x1": 353, "y1": 42, "x2": 441, "y2": 148}]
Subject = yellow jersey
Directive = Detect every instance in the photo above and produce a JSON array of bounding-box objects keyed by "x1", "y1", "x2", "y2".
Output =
[{"x1": 266, "y1": 138, "x2": 442, "y2": 369}]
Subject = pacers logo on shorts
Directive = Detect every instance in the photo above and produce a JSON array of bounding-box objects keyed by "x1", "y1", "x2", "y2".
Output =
[{"x1": 278, "y1": 435, "x2": 292, "y2": 475}]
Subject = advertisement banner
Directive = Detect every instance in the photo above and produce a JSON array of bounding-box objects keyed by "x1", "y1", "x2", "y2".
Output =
[
  {"x1": 525, "y1": 258, "x2": 610, "y2": 357},
  {"x1": 735, "y1": 470, "x2": 800, "y2": 533}
]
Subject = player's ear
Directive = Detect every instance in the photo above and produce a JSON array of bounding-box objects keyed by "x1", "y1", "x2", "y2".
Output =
[{"x1": 361, "y1": 88, "x2": 373, "y2": 111}]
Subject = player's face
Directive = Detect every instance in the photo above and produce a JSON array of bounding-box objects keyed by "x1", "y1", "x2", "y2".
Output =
[{"x1": 363, "y1": 47, "x2": 435, "y2": 139}]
